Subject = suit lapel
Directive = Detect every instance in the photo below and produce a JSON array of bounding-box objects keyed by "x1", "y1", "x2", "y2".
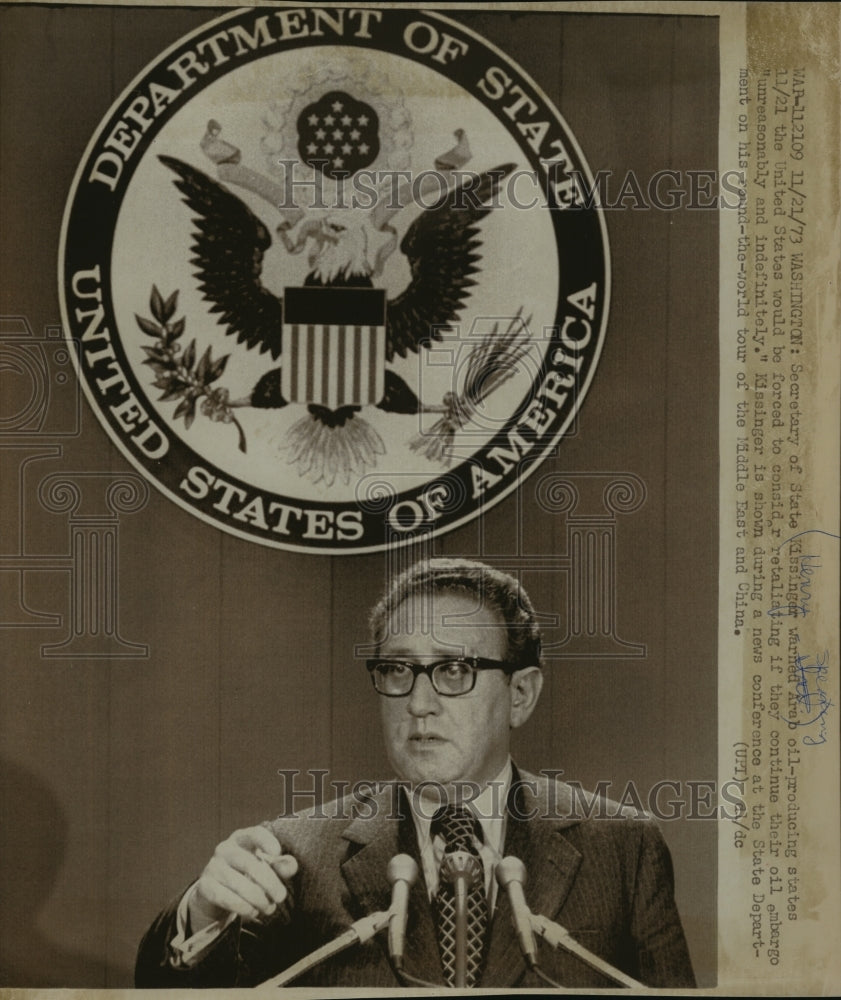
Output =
[
  {"x1": 481, "y1": 770, "x2": 583, "y2": 987},
  {"x1": 338, "y1": 788, "x2": 442, "y2": 985},
  {"x1": 339, "y1": 813, "x2": 395, "y2": 916}
]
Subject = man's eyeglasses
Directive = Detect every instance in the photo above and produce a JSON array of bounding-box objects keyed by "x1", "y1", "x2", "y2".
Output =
[{"x1": 366, "y1": 657, "x2": 516, "y2": 697}]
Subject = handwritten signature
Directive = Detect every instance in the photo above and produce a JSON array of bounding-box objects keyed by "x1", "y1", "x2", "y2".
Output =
[
  {"x1": 767, "y1": 530, "x2": 837, "y2": 746},
  {"x1": 792, "y1": 650, "x2": 832, "y2": 746}
]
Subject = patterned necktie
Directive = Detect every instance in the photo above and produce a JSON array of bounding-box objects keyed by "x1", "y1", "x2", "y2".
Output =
[{"x1": 431, "y1": 805, "x2": 489, "y2": 988}]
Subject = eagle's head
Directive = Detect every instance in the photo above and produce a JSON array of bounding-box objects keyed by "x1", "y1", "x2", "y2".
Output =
[{"x1": 308, "y1": 209, "x2": 372, "y2": 284}]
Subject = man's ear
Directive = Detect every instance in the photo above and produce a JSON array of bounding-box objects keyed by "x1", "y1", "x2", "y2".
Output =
[{"x1": 509, "y1": 666, "x2": 543, "y2": 729}]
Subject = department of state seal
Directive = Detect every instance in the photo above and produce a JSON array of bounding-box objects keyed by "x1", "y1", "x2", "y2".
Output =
[{"x1": 60, "y1": 8, "x2": 609, "y2": 553}]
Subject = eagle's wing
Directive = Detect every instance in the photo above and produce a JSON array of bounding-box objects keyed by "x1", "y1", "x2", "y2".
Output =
[
  {"x1": 159, "y1": 155, "x2": 283, "y2": 360},
  {"x1": 385, "y1": 164, "x2": 515, "y2": 362}
]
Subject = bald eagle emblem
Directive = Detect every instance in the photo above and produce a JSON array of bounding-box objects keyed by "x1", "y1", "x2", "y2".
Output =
[{"x1": 137, "y1": 105, "x2": 528, "y2": 487}]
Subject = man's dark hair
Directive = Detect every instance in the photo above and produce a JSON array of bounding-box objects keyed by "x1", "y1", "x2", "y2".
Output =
[{"x1": 368, "y1": 557, "x2": 542, "y2": 670}]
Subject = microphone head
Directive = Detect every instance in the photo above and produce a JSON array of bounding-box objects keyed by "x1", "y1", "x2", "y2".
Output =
[
  {"x1": 387, "y1": 853, "x2": 419, "y2": 886},
  {"x1": 495, "y1": 855, "x2": 527, "y2": 888},
  {"x1": 440, "y1": 849, "x2": 483, "y2": 887}
]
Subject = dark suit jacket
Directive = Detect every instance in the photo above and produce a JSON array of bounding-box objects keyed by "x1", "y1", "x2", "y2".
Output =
[{"x1": 135, "y1": 769, "x2": 696, "y2": 988}]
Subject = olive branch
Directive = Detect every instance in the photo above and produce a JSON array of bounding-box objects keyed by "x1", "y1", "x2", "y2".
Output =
[{"x1": 136, "y1": 286, "x2": 247, "y2": 453}]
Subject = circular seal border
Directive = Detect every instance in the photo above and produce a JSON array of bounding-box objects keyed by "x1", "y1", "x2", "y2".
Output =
[{"x1": 59, "y1": 7, "x2": 610, "y2": 554}]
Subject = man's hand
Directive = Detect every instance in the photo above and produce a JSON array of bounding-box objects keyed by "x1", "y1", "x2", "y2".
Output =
[{"x1": 188, "y1": 827, "x2": 298, "y2": 933}]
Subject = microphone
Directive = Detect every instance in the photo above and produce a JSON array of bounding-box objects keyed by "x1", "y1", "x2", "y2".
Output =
[
  {"x1": 260, "y1": 855, "x2": 426, "y2": 989},
  {"x1": 495, "y1": 858, "x2": 645, "y2": 989},
  {"x1": 386, "y1": 854, "x2": 418, "y2": 971},
  {"x1": 495, "y1": 856, "x2": 538, "y2": 970},
  {"x1": 440, "y1": 849, "x2": 483, "y2": 987}
]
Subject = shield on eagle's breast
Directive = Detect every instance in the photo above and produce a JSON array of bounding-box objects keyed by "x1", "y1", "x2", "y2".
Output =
[{"x1": 282, "y1": 287, "x2": 387, "y2": 408}]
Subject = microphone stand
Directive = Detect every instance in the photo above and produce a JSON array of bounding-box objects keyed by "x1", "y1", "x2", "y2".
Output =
[
  {"x1": 257, "y1": 851, "x2": 440, "y2": 989},
  {"x1": 495, "y1": 855, "x2": 645, "y2": 990},
  {"x1": 257, "y1": 909, "x2": 391, "y2": 987},
  {"x1": 440, "y1": 848, "x2": 484, "y2": 988},
  {"x1": 453, "y1": 870, "x2": 469, "y2": 987},
  {"x1": 529, "y1": 912, "x2": 645, "y2": 989}
]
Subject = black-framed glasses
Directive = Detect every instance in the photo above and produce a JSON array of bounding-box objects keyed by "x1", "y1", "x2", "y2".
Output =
[{"x1": 366, "y1": 657, "x2": 516, "y2": 697}]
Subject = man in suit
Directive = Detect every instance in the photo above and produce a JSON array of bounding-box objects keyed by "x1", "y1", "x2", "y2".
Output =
[{"x1": 136, "y1": 558, "x2": 696, "y2": 988}]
